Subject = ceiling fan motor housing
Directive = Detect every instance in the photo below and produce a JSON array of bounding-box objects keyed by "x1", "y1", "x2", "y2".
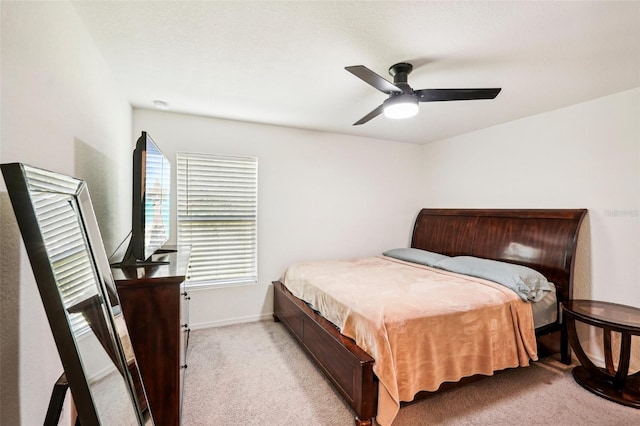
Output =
[{"x1": 389, "y1": 63, "x2": 413, "y2": 90}]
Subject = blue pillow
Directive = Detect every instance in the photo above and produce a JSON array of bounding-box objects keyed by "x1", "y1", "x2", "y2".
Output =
[
  {"x1": 382, "y1": 248, "x2": 449, "y2": 267},
  {"x1": 434, "y1": 256, "x2": 552, "y2": 302}
]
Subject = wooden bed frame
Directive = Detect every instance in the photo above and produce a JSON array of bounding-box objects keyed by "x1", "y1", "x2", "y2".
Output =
[{"x1": 273, "y1": 208, "x2": 587, "y2": 426}]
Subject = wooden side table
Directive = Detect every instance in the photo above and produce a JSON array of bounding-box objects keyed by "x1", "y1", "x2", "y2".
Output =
[{"x1": 562, "y1": 300, "x2": 640, "y2": 408}]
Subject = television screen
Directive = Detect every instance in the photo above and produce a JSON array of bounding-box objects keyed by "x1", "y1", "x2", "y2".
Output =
[
  {"x1": 112, "y1": 131, "x2": 171, "y2": 267},
  {"x1": 142, "y1": 138, "x2": 171, "y2": 260}
]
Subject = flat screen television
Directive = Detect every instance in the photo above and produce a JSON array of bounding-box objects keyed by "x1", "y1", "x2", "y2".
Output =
[{"x1": 113, "y1": 131, "x2": 171, "y2": 267}]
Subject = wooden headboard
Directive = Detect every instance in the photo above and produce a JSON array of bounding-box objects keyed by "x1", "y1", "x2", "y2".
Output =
[{"x1": 411, "y1": 209, "x2": 587, "y2": 305}]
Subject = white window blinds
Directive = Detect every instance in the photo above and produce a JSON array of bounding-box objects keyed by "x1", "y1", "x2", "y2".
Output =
[{"x1": 177, "y1": 153, "x2": 258, "y2": 286}]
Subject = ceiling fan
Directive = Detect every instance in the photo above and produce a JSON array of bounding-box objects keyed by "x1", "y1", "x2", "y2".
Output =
[{"x1": 345, "y1": 62, "x2": 501, "y2": 125}]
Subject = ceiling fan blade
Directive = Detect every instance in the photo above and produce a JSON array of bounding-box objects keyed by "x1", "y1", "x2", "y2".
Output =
[
  {"x1": 353, "y1": 104, "x2": 384, "y2": 126},
  {"x1": 415, "y1": 88, "x2": 501, "y2": 102},
  {"x1": 345, "y1": 65, "x2": 402, "y2": 94}
]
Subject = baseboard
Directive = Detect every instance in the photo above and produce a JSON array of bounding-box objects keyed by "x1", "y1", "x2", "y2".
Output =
[
  {"x1": 88, "y1": 363, "x2": 117, "y2": 384},
  {"x1": 188, "y1": 313, "x2": 274, "y2": 330}
]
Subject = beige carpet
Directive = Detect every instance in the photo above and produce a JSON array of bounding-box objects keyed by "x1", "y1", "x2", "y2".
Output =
[{"x1": 182, "y1": 320, "x2": 640, "y2": 426}]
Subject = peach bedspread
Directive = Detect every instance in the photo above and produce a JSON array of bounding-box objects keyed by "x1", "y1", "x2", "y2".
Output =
[{"x1": 282, "y1": 256, "x2": 538, "y2": 425}]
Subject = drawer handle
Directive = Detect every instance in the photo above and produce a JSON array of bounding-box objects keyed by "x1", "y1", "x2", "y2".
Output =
[{"x1": 181, "y1": 364, "x2": 188, "y2": 369}]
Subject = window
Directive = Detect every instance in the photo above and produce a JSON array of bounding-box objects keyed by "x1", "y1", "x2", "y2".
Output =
[{"x1": 177, "y1": 153, "x2": 258, "y2": 287}]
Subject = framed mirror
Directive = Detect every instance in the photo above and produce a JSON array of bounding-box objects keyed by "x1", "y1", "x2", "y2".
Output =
[{"x1": 1, "y1": 163, "x2": 151, "y2": 425}]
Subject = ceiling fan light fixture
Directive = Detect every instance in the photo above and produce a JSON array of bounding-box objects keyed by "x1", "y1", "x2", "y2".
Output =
[{"x1": 383, "y1": 94, "x2": 418, "y2": 119}]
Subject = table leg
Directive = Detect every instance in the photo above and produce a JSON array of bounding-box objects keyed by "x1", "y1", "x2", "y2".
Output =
[
  {"x1": 603, "y1": 328, "x2": 614, "y2": 374},
  {"x1": 566, "y1": 317, "x2": 603, "y2": 377},
  {"x1": 613, "y1": 332, "x2": 632, "y2": 389}
]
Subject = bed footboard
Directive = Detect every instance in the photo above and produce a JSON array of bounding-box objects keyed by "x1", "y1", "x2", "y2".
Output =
[{"x1": 273, "y1": 281, "x2": 377, "y2": 425}]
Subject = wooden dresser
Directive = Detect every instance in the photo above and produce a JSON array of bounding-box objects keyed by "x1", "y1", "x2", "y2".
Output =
[{"x1": 111, "y1": 248, "x2": 191, "y2": 425}]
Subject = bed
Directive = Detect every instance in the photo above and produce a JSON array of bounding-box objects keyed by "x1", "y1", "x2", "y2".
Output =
[{"x1": 272, "y1": 208, "x2": 587, "y2": 426}]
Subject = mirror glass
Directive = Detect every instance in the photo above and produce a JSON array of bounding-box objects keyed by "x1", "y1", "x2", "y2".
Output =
[{"x1": 2, "y1": 163, "x2": 150, "y2": 425}]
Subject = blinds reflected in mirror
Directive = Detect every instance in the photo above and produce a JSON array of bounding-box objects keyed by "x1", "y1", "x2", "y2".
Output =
[{"x1": 24, "y1": 165, "x2": 99, "y2": 333}]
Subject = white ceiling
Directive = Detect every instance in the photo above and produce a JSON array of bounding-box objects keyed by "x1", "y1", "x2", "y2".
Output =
[{"x1": 72, "y1": 1, "x2": 640, "y2": 145}]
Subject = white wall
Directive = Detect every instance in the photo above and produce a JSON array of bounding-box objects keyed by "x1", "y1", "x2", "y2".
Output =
[
  {"x1": 1, "y1": 2, "x2": 132, "y2": 424},
  {"x1": 133, "y1": 109, "x2": 424, "y2": 327},
  {"x1": 420, "y1": 87, "x2": 640, "y2": 364}
]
